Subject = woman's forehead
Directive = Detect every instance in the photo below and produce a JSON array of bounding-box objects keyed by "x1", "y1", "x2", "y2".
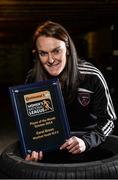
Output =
[{"x1": 36, "y1": 36, "x2": 66, "y2": 51}]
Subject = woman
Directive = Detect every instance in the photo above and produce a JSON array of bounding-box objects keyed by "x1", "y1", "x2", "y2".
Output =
[{"x1": 25, "y1": 21, "x2": 117, "y2": 162}]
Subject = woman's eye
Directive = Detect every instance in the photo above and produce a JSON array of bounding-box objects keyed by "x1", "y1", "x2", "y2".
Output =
[
  {"x1": 54, "y1": 49, "x2": 61, "y2": 54},
  {"x1": 39, "y1": 52, "x2": 47, "y2": 57}
]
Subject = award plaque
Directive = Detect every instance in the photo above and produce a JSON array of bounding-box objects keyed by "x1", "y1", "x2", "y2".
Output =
[{"x1": 9, "y1": 78, "x2": 70, "y2": 157}]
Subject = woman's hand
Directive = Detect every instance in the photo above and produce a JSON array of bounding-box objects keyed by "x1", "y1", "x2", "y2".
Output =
[
  {"x1": 25, "y1": 151, "x2": 43, "y2": 161},
  {"x1": 60, "y1": 136, "x2": 86, "y2": 154}
]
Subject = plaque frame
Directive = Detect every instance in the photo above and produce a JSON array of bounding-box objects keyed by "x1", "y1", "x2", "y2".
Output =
[{"x1": 9, "y1": 78, "x2": 70, "y2": 157}]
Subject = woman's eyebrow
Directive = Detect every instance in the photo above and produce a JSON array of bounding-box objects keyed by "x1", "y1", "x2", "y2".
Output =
[
  {"x1": 51, "y1": 46, "x2": 61, "y2": 52},
  {"x1": 38, "y1": 50, "x2": 47, "y2": 53},
  {"x1": 38, "y1": 46, "x2": 61, "y2": 53}
]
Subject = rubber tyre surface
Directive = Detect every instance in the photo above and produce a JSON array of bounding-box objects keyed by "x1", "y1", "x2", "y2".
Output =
[{"x1": 0, "y1": 135, "x2": 118, "y2": 179}]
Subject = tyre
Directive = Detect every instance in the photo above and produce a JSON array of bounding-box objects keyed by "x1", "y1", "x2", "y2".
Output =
[{"x1": 0, "y1": 135, "x2": 118, "y2": 179}]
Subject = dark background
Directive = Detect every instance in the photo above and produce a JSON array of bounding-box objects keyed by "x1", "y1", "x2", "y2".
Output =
[{"x1": 0, "y1": 0, "x2": 118, "y2": 152}]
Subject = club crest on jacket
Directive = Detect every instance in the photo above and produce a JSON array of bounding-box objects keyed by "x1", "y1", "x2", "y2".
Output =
[{"x1": 78, "y1": 93, "x2": 90, "y2": 106}]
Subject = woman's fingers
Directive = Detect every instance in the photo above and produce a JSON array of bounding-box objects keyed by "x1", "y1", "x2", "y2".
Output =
[
  {"x1": 68, "y1": 144, "x2": 81, "y2": 154},
  {"x1": 38, "y1": 151, "x2": 43, "y2": 160},
  {"x1": 25, "y1": 154, "x2": 31, "y2": 161},
  {"x1": 60, "y1": 138, "x2": 73, "y2": 150},
  {"x1": 60, "y1": 136, "x2": 86, "y2": 154},
  {"x1": 25, "y1": 151, "x2": 43, "y2": 161},
  {"x1": 30, "y1": 151, "x2": 39, "y2": 161}
]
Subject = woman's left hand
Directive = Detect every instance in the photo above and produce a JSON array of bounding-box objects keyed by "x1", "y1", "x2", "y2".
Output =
[{"x1": 60, "y1": 136, "x2": 86, "y2": 154}]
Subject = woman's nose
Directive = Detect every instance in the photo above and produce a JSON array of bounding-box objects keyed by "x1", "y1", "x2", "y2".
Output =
[{"x1": 48, "y1": 53, "x2": 54, "y2": 64}]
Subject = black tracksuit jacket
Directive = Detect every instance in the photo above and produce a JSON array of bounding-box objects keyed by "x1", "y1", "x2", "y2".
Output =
[
  {"x1": 26, "y1": 60, "x2": 117, "y2": 151},
  {"x1": 66, "y1": 61, "x2": 117, "y2": 151}
]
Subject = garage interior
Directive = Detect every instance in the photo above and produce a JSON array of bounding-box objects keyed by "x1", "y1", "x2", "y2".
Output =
[{"x1": 0, "y1": 0, "x2": 118, "y2": 154}]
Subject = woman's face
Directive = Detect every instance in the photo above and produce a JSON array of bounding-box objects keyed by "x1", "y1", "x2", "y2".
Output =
[{"x1": 36, "y1": 36, "x2": 67, "y2": 76}]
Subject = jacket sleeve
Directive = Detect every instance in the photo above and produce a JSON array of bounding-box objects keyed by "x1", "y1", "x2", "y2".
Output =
[{"x1": 81, "y1": 69, "x2": 117, "y2": 151}]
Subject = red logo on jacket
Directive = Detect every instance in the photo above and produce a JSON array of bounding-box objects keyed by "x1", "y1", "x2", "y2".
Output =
[{"x1": 78, "y1": 93, "x2": 90, "y2": 106}]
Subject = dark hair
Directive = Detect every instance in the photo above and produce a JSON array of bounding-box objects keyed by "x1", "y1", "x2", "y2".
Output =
[{"x1": 27, "y1": 21, "x2": 80, "y2": 103}]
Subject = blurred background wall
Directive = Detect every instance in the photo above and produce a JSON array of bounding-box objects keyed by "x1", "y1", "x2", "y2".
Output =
[{"x1": 0, "y1": 0, "x2": 118, "y2": 152}]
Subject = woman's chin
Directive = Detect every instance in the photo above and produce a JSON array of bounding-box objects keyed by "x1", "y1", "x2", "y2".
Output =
[{"x1": 47, "y1": 70, "x2": 61, "y2": 77}]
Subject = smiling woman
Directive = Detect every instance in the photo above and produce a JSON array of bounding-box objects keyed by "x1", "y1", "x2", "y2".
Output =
[
  {"x1": 23, "y1": 20, "x2": 117, "y2": 163},
  {"x1": 36, "y1": 36, "x2": 67, "y2": 76},
  {"x1": 0, "y1": 19, "x2": 117, "y2": 178}
]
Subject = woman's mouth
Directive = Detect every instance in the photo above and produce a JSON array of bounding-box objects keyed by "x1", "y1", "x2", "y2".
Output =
[{"x1": 47, "y1": 62, "x2": 60, "y2": 67}]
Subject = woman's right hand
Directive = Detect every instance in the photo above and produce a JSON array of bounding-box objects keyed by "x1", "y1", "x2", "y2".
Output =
[{"x1": 25, "y1": 151, "x2": 43, "y2": 161}]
